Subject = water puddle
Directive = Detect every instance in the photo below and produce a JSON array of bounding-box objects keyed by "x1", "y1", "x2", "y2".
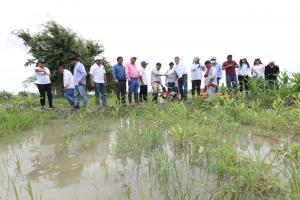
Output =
[{"x1": 0, "y1": 120, "x2": 293, "y2": 199}]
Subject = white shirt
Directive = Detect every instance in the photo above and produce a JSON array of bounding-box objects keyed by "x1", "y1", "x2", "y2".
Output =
[
  {"x1": 238, "y1": 64, "x2": 250, "y2": 76},
  {"x1": 151, "y1": 68, "x2": 163, "y2": 83},
  {"x1": 174, "y1": 63, "x2": 187, "y2": 78},
  {"x1": 63, "y1": 69, "x2": 75, "y2": 89},
  {"x1": 166, "y1": 68, "x2": 177, "y2": 83},
  {"x1": 138, "y1": 67, "x2": 148, "y2": 85},
  {"x1": 35, "y1": 67, "x2": 51, "y2": 84},
  {"x1": 190, "y1": 64, "x2": 205, "y2": 80},
  {"x1": 89, "y1": 63, "x2": 106, "y2": 83},
  {"x1": 204, "y1": 67, "x2": 217, "y2": 86},
  {"x1": 251, "y1": 64, "x2": 265, "y2": 77}
]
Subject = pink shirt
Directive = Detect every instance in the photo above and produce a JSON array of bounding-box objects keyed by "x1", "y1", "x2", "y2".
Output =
[{"x1": 125, "y1": 63, "x2": 139, "y2": 80}]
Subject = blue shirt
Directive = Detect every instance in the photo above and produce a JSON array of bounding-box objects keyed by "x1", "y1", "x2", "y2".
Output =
[
  {"x1": 214, "y1": 62, "x2": 222, "y2": 78},
  {"x1": 74, "y1": 62, "x2": 87, "y2": 85},
  {"x1": 112, "y1": 64, "x2": 126, "y2": 81}
]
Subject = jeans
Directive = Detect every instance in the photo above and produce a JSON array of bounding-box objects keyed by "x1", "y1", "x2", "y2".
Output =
[
  {"x1": 115, "y1": 80, "x2": 126, "y2": 104},
  {"x1": 191, "y1": 80, "x2": 201, "y2": 96},
  {"x1": 74, "y1": 85, "x2": 87, "y2": 108},
  {"x1": 167, "y1": 82, "x2": 178, "y2": 93},
  {"x1": 64, "y1": 88, "x2": 74, "y2": 107},
  {"x1": 37, "y1": 84, "x2": 53, "y2": 108},
  {"x1": 216, "y1": 77, "x2": 221, "y2": 92},
  {"x1": 226, "y1": 75, "x2": 238, "y2": 93},
  {"x1": 139, "y1": 85, "x2": 148, "y2": 102},
  {"x1": 207, "y1": 86, "x2": 216, "y2": 96},
  {"x1": 266, "y1": 79, "x2": 278, "y2": 89},
  {"x1": 95, "y1": 83, "x2": 107, "y2": 106},
  {"x1": 128, "y1": 79, "x2": 139, "y2": 93},
  {"x1": 178, "y1": 74, "x2": 188, "y2": 100}
]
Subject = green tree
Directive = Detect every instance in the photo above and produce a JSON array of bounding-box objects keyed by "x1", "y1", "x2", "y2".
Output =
[{"x1": 14, "y1": 20, "x2": 113, "y2": 96}]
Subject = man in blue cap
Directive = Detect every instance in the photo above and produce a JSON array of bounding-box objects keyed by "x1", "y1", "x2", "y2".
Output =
[{"x1": 138, "y1": 61, "x2": 149, "y2": 102}]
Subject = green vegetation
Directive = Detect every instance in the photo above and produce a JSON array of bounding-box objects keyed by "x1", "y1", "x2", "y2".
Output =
[
  {"x1": 13, "y1": 20, "x2": 113, "y2": 95},
  {"x1": 0, "y1": 72, "x2": 299, "y2": 199}
]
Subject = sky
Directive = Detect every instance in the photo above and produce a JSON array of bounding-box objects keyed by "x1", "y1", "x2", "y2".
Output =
[{"x1": 0, "y1": 0, "x2": 299, "y2": 93}]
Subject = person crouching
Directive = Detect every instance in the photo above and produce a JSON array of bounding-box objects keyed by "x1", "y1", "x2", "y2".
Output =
[{"x1": 203, "y1": 60, "x2": 217, "y2": 96}]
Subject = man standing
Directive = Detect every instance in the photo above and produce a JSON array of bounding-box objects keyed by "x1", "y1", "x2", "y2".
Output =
[
  {"x1": 190, "y1": 57, "x2": 205, "y2": 97},
  {"x1": 70, "y1": 56, "x2": 87, "y2": 108},
  {"x1": 151, "y1": 63, "x2": 165, "y2": 103},
  {"x1": 125, "y1": 57, "x2": 140, "y2": 104},
  {"x1": 112, "y1": 56, "x2": 126, "y2": 104},
  {"x1": 59, "y1": 66, "x2": 74, "y2": 108},
  {"x1": 138, "y1": 61, "x2": 149, "y2": 102},
  {"x1": 265, "y1": 61, "x2": 280, "y2": 88},
  {"x1": 165, "y1": 62, "x2": 178, "y2": 93},
  {"x1": 174, "y1": 57, "x2": 188, "y2": 101},
  {"x1": 222, "y1": 55, "x2": 239, "y2": 93},
  {"x1": 211, "y1": 57, "x2": 222, "y2": 92},
  {"x1": 89, "y1": 56, "x2": 107, "y2": 107}
]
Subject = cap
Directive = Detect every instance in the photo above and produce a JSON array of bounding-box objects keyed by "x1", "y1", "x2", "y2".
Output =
[
  {"x1": 37, "y1": 59, "x2": 45, "y2": 64},
  {"x1": 141, "y1": 61, "x2": 148, "y2": 65},
  {"x1": 211, "y1": 57, "x2": 216, "y2": 60},
  {"x1": 94, "y1": 56, "x2": 102, "y2": 61}
]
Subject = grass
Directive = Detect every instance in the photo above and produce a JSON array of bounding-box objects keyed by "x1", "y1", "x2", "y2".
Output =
[{"x1": 0, "y1": 72, "x2": 299, "y2": 199}]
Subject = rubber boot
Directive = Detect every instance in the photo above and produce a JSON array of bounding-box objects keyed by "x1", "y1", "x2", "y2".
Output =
[
  {"x1": 128, "y1": 93, "x2": 132, "y2": 104},
  {"x1": 134, "y1": 93, "x2": 139, "y2": 104}
]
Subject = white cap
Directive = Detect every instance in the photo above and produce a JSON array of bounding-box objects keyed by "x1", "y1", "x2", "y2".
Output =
[{"x1": 94, "y1": 56, "x2": 102, "y2": 61}]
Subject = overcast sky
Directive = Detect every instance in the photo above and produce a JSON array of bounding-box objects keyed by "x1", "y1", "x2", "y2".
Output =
[{"x1": 0, "y1": 0, "x2": 299, "y2": 93}]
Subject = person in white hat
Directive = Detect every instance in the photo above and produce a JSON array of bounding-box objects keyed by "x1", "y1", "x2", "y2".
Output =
[
  {"x1": 211, "y1": 57, "x2": 222, "y2": 92},
  {"x1": 89, "y1": 56, "x2": 107, "y2": 107}
]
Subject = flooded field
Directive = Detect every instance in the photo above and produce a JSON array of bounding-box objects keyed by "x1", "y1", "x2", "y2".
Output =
[{"x1": 0, "y1": 116, "x2": 295, "y2": 200}]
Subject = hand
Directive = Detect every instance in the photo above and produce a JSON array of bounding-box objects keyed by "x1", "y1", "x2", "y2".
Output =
[
  {"x1": 78, "y1": 80, "x2": 82, "y2": 85},
  {"x1": 91, "y1": 82, "x2": 95, "y2": 88},
  {"x1": 115, "y1": 80, "x2": 118, "y2": 83}
]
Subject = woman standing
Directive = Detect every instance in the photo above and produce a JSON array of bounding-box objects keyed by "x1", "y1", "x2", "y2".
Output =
[
  {"x1": 251, "y1": 58, "x2": 264, "y2": 78},
  {"x1": 238, "y1": 58, "x2": 250, "y2": 93},
  {"x1": 35, "y1": 59, "x2": 54, "y2": 109}
]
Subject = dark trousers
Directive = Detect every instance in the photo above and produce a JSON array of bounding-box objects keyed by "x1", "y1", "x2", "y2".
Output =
[
  {"x1": 139, "y1": 85, "x2": 148, "y2": 102},
  {"x1": 178, "y1": 74, "x2": 188, "y2": 100},
  {"x1": 191, "y1": 80, "x2": 201, "y2": 96},
  {"x1": 167, "y1": 82, "x2": 178, "y2": 93},
  {"x1": 115, "y1": 80, "x2": 126, "y2": 104},
  {"x1": 238, "y1": 75, "x2": 249, "y2": 93},
  {"x1": 37, "y1": 84, "x2": 53, "y2": 108}
]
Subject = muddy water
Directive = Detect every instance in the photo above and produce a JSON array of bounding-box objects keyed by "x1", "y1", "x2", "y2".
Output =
[
  {"x1": 0, "y1": 119, "x2": 287, "y2": 200},
  {"x1": 0, "y1": 119, "x2": 211, "y2": 200}
]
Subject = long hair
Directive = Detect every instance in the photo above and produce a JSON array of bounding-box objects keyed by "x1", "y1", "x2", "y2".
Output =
[
  {"x1": 239, "y1": 58, "x2": 250, "y2": 68},
  {"x1": 253, "y1": 58, "x2": 263, "y2": 65}
]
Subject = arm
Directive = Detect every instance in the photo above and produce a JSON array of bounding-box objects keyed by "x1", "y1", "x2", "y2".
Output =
[
  {"x1": 63, "y1": 72, "x2": 68, "y2": 89},
  {"x1": 112, "y1": 66, "x2": 117, "y2": 81},
  {"x1": 191, "y1": 65, "x2": 197, "y2": 72},
  {"x1": 125, "y1": 64, "x2": 131, "y2": 81},
  {"x1": 89, "y1": 66, "x2": 94, "y2": 86},
  {"x1": 79, "y1": 64, "x2": 87, "y2": 84}
]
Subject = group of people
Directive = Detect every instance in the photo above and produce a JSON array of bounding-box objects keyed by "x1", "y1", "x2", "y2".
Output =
[{"x1": 34, "y1": 55, "x2": 280, "y2": 109}]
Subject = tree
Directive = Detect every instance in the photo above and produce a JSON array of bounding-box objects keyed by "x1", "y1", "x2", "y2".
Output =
[{"x1": 14, "y1": 20, "x2": 113, "y2": 96}]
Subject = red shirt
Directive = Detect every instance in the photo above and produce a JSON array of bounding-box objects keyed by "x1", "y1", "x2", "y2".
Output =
[{"x1": 222, "y1": 60, "x2": 238, "y2": 76}]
